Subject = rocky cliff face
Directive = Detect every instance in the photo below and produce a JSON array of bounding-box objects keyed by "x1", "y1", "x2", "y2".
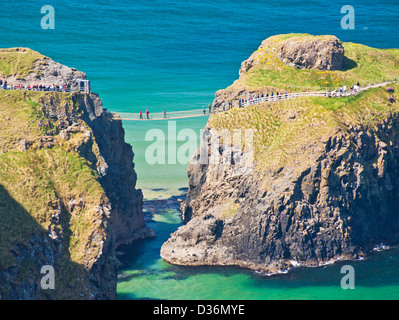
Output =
[
  {"x1": 276, "y1": 35, "x2": 344, "y2": 71},
  {"x1": 162, "y1": 119, "x2": 399, "y2": 273},
  {"x1": 239, "y1": 35, "x2": 344, "y2": 79},
  {"x1": 0, "y1": 48, "x2": 86, "y2": 90},
  {"x1": 0, "y1": 50, "x2": 152, "y2": 299},
  {"x1": 70, "y1": 93, "x2": 155, "y2": 246},
  {"x1": 161, "y1": 35, "x2": 399, "y2": 274}
]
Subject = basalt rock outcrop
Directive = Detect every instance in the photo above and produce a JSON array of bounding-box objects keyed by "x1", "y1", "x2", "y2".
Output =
[
  {"x1": 276, "y1": 35, "x2": 344, "y2": 71},
  {"x1": 239, "y1": 35, "x2": 344, "y2": 79},
  {"x1": 162, "y1": 121, "x2": 399, "y2": 273}
]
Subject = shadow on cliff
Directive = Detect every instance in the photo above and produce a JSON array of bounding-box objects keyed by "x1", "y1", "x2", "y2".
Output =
[
  {"x1": 341, "y1": 56, "x2": 358, "y2": 71},
  {"x1": 0, "y1": 184, "x2": 90, "y2": 300}
]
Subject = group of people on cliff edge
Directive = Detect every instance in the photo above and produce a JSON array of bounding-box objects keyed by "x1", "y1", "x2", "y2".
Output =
[{"x1": 0, "y1": 79, "x2": 72, "y2": 92}]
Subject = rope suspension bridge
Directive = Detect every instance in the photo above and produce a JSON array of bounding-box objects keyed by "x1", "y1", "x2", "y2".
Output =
[
  {"x1": 112, "y1": 109, "x2": 211, "y2": 121},
  {"x1": 112, "y1": 78, "x2": 398, "y2": 121}
]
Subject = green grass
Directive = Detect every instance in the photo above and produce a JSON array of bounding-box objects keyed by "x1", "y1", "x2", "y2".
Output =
[
  {"x1": 210, "y1": 83, "x2": 399, "y2": 178},
  {"x1": 0, "y1": 90, "x2": 92, "y2": 154},
  {"x1": 0, "y1": 48, "x2": 46, "y2": 79},
  {"x1": 220, "y1": 200, "x2": 241, "y2": 220},
  {"x1": 0, "y1": 146, "x2": 111, "y2": 298},
  {"x1": 211, "y1": 34, "x2": 399, "y2": 181},
  {"x1": 0, "y1": 87, "x2": 113, "y2": 298},
  {"x1": 234, "y1": 34, "x2": 399, "y2": 92},
  {"x1": 0, "y1": 90, "x2": 59, "y2": 152},
  {"x1": 0, "y1": 147, "x2": 107, "y2": 264}
]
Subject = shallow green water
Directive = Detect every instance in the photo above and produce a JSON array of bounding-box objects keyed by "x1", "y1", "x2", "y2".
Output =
[
  {"x1": 117, "y1": 197, "x2": 399, "y2": 300},
  {"x1": 123, "y1": 117, "x2": 209, "y2": 199}
]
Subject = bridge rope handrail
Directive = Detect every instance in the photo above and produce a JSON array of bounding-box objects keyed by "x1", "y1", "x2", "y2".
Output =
[
  {"x1": 239, "y1": 78, "x2": 399, "y2": 108},
  {"x1": 113, "y1": 109, "x2": 210, "y2": 121}
]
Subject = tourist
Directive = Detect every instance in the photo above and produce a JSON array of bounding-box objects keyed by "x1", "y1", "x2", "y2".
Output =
[
  {"x1": 146, "y1": 109, "x2": 150, "y2": 119},
  {"x1": 208, "y1": 104, "x2": 211, "y2": 114},
  {"x1": 163, "y1": 109, "x2": 167, "y2": 119},
  {"x1": 139, "y1": 110, "x2": 143, "y2": 119},
  {"x1": 203, "y1": 106, "x2": 206, "y2": 114}
]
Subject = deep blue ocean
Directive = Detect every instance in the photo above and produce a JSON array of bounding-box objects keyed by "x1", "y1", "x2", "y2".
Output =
[{"x1": 2, "y1": 0, "x2": 399, "y2": 299}]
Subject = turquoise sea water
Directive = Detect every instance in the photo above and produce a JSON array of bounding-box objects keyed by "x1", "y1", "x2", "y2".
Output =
[{"x1": 2, "y1": 0, "x2": 399, "y2": 299}]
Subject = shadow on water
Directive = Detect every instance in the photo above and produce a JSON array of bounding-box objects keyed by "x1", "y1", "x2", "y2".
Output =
[{"x1": 151, "y1": 188, "x2": 167, "y2": 192}]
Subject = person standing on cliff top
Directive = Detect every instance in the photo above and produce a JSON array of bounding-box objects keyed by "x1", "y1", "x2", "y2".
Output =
[
  {"x1": 163, "y1": 109, "x2": 167, "y2": 119},
  {"x1": 139, "y1": 110, "x2": 143, "y2": 119},
  {"x1": 146, "y1": 109, "x2": 150, "y2": 119}
]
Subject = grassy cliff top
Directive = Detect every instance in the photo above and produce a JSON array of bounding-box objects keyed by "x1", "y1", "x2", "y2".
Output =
[
  {"x1": 233, "y1": 33, "x2": 399, "y2": 92},
  {"x1": 0, "y1": 48, "x2": 47, "y2": 79},
  {"x1": 209, "y1": 34, "x2": 399, "y2": 177},
  {"x1": 0, "y1": 90, "x2": 111, "y2": 299},
  {"x1": 210, "y1": 82, "x2": 399, "y2": 177}
]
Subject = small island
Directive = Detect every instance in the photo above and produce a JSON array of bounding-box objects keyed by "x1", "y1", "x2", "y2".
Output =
[{"x1": 161, "y1": 34, "x2": 399, "y2": 275}]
